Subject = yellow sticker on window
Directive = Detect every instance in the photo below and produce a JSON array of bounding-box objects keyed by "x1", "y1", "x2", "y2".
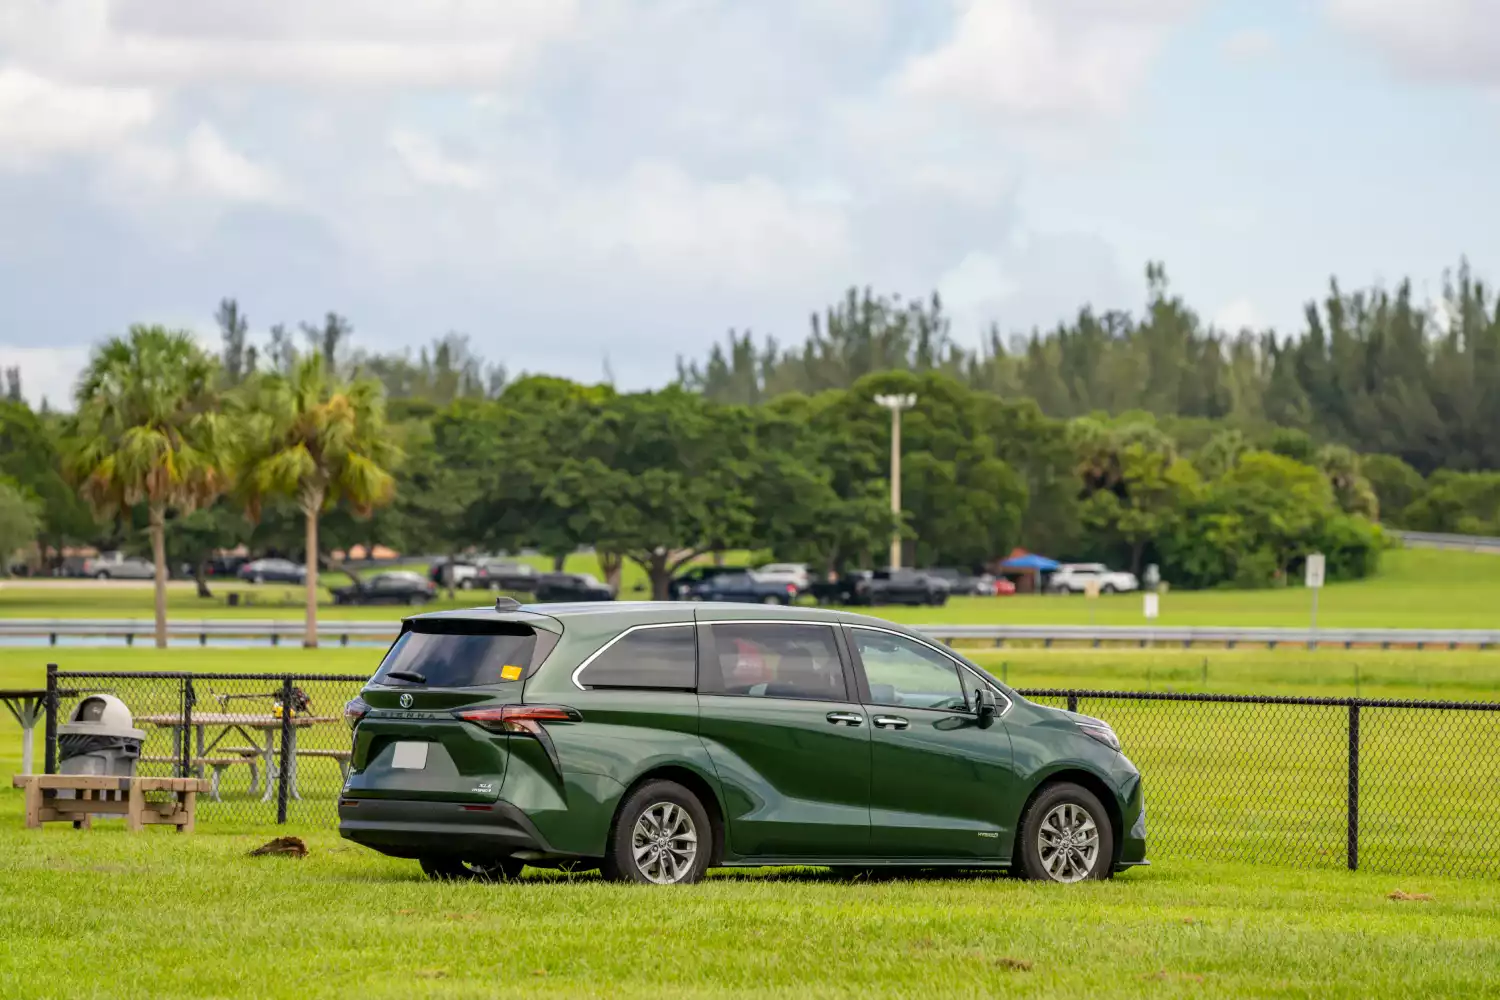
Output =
[{"x1": 500, "y1": 665, "x2": 523, "y2": 681}]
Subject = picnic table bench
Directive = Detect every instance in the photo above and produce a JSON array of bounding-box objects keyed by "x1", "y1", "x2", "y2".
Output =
[{"x1": 13, "y1": 774, "x2": 211, "y2": 832}]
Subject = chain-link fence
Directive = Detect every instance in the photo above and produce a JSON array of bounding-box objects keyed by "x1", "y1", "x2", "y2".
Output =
[
  {"x1": 46, "y1": 668, "x2": 366, "y2": 827},
  {"x1": 1025, "y1": 689, "x2": 1500, "y2": 877},
  {"x1": 38, "y1": 669, "x2": 1500, "y2": 875}
]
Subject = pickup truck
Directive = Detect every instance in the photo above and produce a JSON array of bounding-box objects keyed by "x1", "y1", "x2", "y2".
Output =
[
  {"x1": 682, "y1": 572, "x2": 800, "y2": 605},
  {"x1": 81, "y1": 552, "x2": 155, "y2": 580},
  {"x1": 808, "y1": 569, "x2": 950, "y2": 607}
]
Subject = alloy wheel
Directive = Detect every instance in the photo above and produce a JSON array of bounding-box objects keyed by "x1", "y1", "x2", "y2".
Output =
[
  {"x1": 631, "y1": 801, "x2": 699, "y2": 884},
  {"x1": 1036, "y1": 802, "x2": 1100, "y2": 882}
]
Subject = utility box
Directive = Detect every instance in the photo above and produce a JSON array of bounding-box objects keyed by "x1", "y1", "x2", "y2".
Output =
[{"x1": 58, "y1": 694, "x2": 145, "y2": 778}]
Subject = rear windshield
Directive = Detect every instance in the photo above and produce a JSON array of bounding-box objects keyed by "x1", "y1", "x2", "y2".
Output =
[{"x1": 372, "y1": 621, "x2": 558, "y2": 688}]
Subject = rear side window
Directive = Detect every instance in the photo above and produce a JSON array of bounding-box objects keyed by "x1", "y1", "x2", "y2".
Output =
[
  {"x1": 705, "y1": 623, "x2": 847, "y2": 702},
  {"x1": 577, "y1": 625, "x2": 697, "y2": 690},
  {"x1": 373, "y1": 621, "x2": 558, "y2": 688}
]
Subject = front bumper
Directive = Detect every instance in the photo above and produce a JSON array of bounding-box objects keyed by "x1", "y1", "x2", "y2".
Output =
[{"x1": 338, "y1": 797, "x2": 568, "y2": 862}]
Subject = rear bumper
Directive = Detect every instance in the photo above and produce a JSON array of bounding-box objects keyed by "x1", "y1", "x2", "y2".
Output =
[{"x1": 338, "y1": 797, "x2": 569, "y2": 862}]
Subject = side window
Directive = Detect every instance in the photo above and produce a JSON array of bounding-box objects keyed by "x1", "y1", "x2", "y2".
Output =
[
  {"x1": 705, "y1": 623, "x2": 847, "y2": 702},
  {"x1": 851, "y1": 628, "x2": 968, "y2": 712},
  {"x1": 577, "y1": 625, "x2": 696, "y2": 690}
]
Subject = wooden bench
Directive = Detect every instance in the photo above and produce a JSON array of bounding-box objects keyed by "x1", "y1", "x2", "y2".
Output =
[
  {"x1": 12, "y1": 774, "x2": 211, "y2": 832},
  {"x1": 141, "y1": 749, "x2": 264, "y2": 801},
  {"x1": 296, "y1": 748, "x2": 353, "y2": 783}
]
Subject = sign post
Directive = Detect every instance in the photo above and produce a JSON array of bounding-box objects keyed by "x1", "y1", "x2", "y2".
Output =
[{"x1": 1305, "y1": 553, "x2": 1326, "y2": 649}]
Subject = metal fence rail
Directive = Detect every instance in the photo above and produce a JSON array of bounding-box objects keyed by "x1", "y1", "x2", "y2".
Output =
[
  {"x1": 36, "y1": 668, "x2": 1500, "y2": 877},
  {"x1": 8, "y1": 618, "x2": 1500, "y2": 649},
  {"x1": 1388, "y1": 529, "x2": 1500, "y2": 553}
]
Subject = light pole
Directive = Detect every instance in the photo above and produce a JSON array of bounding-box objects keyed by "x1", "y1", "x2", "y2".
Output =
[{"x1": 874, "y1": 393, "x2": 917, "y2": 569}]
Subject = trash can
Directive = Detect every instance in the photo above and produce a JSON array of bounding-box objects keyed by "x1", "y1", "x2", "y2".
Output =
[{"x1": 59, "y1": 694, "x2": 145, "y2": 778}]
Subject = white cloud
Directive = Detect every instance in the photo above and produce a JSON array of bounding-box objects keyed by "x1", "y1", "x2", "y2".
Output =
[
  {"x1": 99, "y1": 124, "x2": 286, "y2": 206},
  {"x1": 1223, "y1": 28, "x2": 1277, "y2": 62},
  {"x1": 0, "y1": 0, "x2": 581, "y2": 90},
  {"x1": 897, "y1": 0, "x2": 1199, "y2": 121},
  {"x1": 388, "y1": 130, "x2": 487, "y2": 191},
  {"x1": 1328, "y1": 0, "x2": 1500, "y2": 84},
  {"x1": 0, "y1": 68, "x2": 155, "y2": 168},
  {"x1": 1214, "y1": 298, "x2": 1263, "y2": 332}
]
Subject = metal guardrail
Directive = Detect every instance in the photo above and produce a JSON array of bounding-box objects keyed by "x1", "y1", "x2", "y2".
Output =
[
  {"x1": 923, "y1": 624, "x2": 1500, "y2": 649},
  {"x1": 2, "y1": 618, "x2": 1498, "y2": 649},
  {"x1": 0, "y1": 619, "x2": 398, "y2": 645},
  {"x1": 1388, "y1": 529, "x2": 1500, "y2": 553}
]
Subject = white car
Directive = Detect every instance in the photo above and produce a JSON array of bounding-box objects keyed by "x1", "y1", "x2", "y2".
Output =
[
  {"x1": 1047, "y1": 563, "x2": 1139, "y2": 595},
  {"x1": 752, "y1": 562, "x2": 812, "y2": 592},
  {"x1": 81, "y1": 552, "x2": 156, "y2": 580}
]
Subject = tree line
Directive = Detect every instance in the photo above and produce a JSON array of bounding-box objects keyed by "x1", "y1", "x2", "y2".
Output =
[
  {"x1": 8, "y1": 258, "x2": 1500, "y2": 645},
  {"x1": 679, "y1": 261, "x2": 1500, "y2": 476}
]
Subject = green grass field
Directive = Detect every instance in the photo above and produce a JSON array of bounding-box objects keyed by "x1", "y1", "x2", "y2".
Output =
[
  {"x1": 4, "y1": 644, "x2": 1500, "y2": 996},
  {"x1": 3, "y1": 827, "x2": 1498, "y2": 999},
  {"x1": 4, "y1": 547, "x2": 1500, "y2": 628}
]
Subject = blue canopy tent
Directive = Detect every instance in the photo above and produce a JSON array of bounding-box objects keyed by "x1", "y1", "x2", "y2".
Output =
[{"x1": 998, "y1": 551, "x2": 1059, "y2": 593}]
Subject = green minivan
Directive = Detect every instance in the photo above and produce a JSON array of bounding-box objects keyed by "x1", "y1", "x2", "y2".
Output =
[{"x1": 338, "y1": 601, "x2": 1147, "y2": 884}]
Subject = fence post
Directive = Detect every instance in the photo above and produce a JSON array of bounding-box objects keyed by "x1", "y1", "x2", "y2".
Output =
[
  {"x1": 1347, "y1": 702, "x2": 1360, "y2": 871},
  {"x1": 179, "y1": 677, "x2": 196, "y2": 778},
  {"x1": 277, "y1": 676, "x2": 293, "y2": 824},
  {"x1": 1067, "y1": 693, "x2": 1079, "y2": 713},
  {"x1": 44, "y1": 662, "x2": 58, "y2": 774}
]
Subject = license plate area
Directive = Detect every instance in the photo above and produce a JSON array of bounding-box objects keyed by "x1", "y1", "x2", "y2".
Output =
[{"x1": 390, "y1": 741, "x2": 430, "y2": 770}]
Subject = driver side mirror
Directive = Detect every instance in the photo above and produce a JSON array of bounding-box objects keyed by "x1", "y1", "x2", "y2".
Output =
[{"x1": 974, "y1": 688, "x2": 998, "y2": 728}]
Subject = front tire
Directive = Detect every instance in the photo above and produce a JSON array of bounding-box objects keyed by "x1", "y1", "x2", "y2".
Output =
[
  {"x1": 1016, "y1": 782, "x2": 1113, "y2": 883},
  {"x1": 603, "y1": 780, "x2": 711, "y2": 885},
  {"x1": 419, "y1": 856, "x2": 525, "y2": 882}
]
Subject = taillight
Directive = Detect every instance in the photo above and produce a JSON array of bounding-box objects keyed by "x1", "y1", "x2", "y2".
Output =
[
  {"x1": 453, "y1": 704, "x2": 581, "y2": 734},
  {"x1": 344, "y1": 696, "x2": 369, "y2": 729}
]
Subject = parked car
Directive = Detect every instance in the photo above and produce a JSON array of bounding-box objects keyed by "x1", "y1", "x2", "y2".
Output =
[
  {"x1": 683, "y1": 571, "x2": 800, "y2": 605},
  {"x1": 428, "y1": 557, "x2": 483, "y2": 589},
  {"x1": 667, "y1": 565, "x2": 748, "y2": 601},
  {"x1": 332, "y1": 571, "x2": 437, "y2": 606},
  {"x1": 81, "y1": 552, "x2": 155, "y2": 580},
  {"x1": 753, "y1": 562, "x2": 811, "y2": 592},
  {"x1": 1047, "y1": 563, "x2": 1140, "y2": 595},
  {"x1": 533, "y1": 572, "x2": 614, "y2": 603},
  {"x1": 927, "y1": 567, "x2": 1000, "y2": 596},
  {"x1": 338, "y1": 602, "x2": 1146, "y2": 884},
  {"x1": 810, "y1": 569, "x2": 950, "y2": 607},
  {"x1": 207, "y1": 554, "x2": 248, "y2": 577},
  {"x1": 473, "y1": 562, "x2": 541, "y2": 593},
  {"x1": 238, "y1": 558, "x2": 307, "y2": 584},
  {"x1": 993, "y1": 577, "x2": 1017, "y2": 596}
]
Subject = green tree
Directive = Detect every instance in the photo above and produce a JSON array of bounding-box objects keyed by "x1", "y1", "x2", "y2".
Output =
[
  {"x1": 67, "y1": 327, "x2": 229, "y2": 647},
  {"x1": 0, "y1": 399, "x2": 97, "y2": 565},
  {"x1": 1361, "y1": 454, "x2": 1426, "y2": 526},
  {"x1": 0, "y1": 478, "x2": 39, "y2": 575},
  {"x1": 238, "y1": 354, "x2": 401, "y2": 647}
]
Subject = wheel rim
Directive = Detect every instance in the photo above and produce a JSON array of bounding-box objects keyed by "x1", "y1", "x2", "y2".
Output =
[
  {"x1": 1036, "y1": 802, "x2": 1100, "y2": 882},
  {"x1": 631, "y1": 801, "x2": 699, "y2": 884}
]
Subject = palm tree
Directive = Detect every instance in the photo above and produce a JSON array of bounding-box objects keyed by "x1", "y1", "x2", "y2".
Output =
[
  {"x1": 238, "y1": 354, "x2": 400, "y2": 648},
  {"x1": 68, "y1": 327, "x2": 229, "y2": 648}
]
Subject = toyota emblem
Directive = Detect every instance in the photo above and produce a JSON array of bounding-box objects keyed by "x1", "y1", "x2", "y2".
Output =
[{"x1": 399, "y1": 693, "x2": 413, "y2": 709}]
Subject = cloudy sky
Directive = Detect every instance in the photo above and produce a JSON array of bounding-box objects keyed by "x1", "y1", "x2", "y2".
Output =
[{"x1": 2, "y1": 0, "x2": 1497, "y2": 406}]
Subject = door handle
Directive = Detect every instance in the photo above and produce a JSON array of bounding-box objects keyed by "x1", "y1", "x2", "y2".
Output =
[
  {"x1": 825, "y1": 712, "x2": 864, "y2": 727},
  {"x1": 872, "y1": 715, "x2": 910, "y2": 730}
]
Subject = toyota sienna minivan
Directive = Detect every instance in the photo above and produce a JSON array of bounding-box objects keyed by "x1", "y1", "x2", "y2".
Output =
[{"x1": 338, "y1": 600, "x2": 1146, "y2": 884}]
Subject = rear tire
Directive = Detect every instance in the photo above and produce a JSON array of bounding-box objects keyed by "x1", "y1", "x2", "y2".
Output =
[
  {"x1": 603, "y1": 780, "x2": 712, "y2": 885},
  {"x1": 419, "y1": 856, "x2": 526, "y2": 882},
  {"x1": 1015, "y1": 782, "x2": 1113, "y2": 883}
]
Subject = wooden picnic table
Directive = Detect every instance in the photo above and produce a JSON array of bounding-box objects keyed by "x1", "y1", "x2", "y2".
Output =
[
  {"x1": 135, "y1": 713, "x2": 339, "y2": 801},
  {"x1": 0, "y1": 688, "x2": 77, "y2": 775}
]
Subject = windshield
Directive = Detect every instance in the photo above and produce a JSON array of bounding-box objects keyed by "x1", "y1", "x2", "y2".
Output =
[{"x1": 371, "y1": 622, "x2": 557, "y2": 687}]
